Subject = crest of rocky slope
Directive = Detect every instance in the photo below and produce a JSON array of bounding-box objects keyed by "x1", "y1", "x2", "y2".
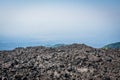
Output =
[
  {"x1": 0, "y1": 44, "x2": 120, "y2": 80},
  {"x1": 103, "y1": 42, "x2": 120, "y2": 49}
]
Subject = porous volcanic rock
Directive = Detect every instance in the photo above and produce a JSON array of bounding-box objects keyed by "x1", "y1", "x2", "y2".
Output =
[{"x1": 0, "y1": 44, "x2": 120, "y2": 80}]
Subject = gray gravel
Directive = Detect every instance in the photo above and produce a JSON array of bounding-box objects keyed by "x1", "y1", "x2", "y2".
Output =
[{"x1": 0, "y1": 44, "x2": 120, "y2": 80}]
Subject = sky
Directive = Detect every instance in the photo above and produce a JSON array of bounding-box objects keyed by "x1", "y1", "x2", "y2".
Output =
[{"x1": 0, "y1": 0, "x2": 120, "y2": 48}]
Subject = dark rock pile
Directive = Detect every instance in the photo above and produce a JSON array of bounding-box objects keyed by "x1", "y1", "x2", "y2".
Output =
[{"x1": 0, "y1": 44, "x2": 120, "y2": 80}]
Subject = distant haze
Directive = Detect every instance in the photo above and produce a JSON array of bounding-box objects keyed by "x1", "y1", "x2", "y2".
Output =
[{"x1": 0, "y1": 0, "x2": 120, "y2": 49}]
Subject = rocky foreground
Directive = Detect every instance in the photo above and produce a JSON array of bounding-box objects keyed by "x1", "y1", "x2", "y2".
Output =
[{"x1": 0, "y1": 44, "x2": 120, "y2": 80}]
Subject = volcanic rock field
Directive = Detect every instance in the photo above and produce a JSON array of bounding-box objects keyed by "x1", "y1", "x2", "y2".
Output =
[{"x1": 0, "y1": 44, "x2": 120, "y2": 80}]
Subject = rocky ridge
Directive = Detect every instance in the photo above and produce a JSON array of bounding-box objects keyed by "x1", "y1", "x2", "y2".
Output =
[{"x1": 0, "y1": 44, "x2": 120, "y2": 80}]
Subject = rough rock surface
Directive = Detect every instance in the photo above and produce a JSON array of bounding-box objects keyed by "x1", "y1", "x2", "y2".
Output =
[{"x1": 0, "y1": 44, "x2": 120, "y2": 80}]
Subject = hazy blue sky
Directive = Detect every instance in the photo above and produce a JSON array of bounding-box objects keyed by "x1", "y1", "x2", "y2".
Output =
[{"x1": 0, "y1": 0, "x2": 120, "y2": 47}]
